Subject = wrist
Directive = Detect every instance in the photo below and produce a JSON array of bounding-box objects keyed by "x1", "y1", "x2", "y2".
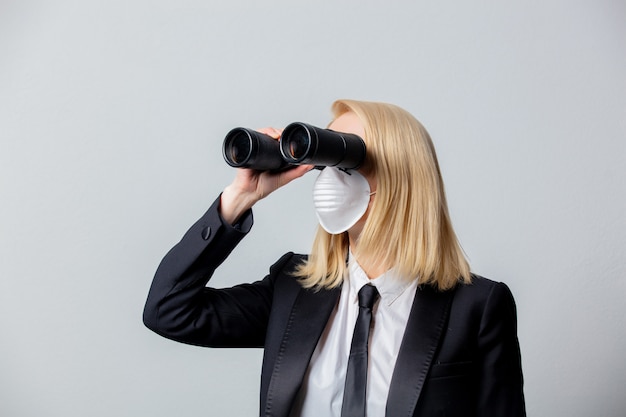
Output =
[{"x1": 220, "y1": 185, "x2": 258, "y2": 225}]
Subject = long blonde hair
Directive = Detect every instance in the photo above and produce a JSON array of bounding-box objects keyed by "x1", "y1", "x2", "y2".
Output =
[{"x1": 295, "y1": 99, "x2": 471, "y2": 291}]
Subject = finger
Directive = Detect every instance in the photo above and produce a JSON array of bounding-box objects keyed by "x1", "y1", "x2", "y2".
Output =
[
  {"x1": 256, "y1": 127, "x2": 282, "y2": 139},
  {"x1": 280, "y1": 164, "x2": 314, "y2": 184}
]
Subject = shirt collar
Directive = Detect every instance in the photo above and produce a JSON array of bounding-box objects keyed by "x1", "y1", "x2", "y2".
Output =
[{"x1": 347, "y1": 252, "x2": 413, "y2": 307}]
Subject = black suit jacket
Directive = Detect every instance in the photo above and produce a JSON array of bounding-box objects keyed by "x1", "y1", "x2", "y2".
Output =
[{"x1": 143, "y1": 197, "x2": 526, "y2": 417}]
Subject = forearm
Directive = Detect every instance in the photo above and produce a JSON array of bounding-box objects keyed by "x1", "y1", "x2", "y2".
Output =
[{"x1": 143, "y1": 195, "x2": 264, "y2": 346}]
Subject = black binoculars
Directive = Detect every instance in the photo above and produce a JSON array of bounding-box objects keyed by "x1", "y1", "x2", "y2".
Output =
[{"x1": 222, "y1": 122, "x2": 366, "y2": 171}]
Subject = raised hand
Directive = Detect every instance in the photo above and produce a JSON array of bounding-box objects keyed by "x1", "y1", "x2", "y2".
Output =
[{"x1": 220, "y1": 127, "x2": 313, "y2": 225}]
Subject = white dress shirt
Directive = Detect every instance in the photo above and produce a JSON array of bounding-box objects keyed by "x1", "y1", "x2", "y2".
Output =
[{"x1": 290, "y1": 255, "x2": 419, "y2": 417}]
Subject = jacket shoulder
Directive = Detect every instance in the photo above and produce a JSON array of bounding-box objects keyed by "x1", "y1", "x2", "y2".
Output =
[
  {"x1": 456, "y1": 274, "x2": 514, "y2": 297},
  {"x1": 449, "y1": 274, "x2": 518, "y2": 320}
]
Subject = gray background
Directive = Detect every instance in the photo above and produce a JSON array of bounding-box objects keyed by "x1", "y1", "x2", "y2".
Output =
[{"x1": 1, "y1": 1, "x2": 625, "y2": 416}]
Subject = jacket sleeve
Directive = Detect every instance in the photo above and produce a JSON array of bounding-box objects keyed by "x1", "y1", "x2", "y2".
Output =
[
  {"x1": 142, "y1": 195, "x2": 291, "y2": 348},
  {"x1": 476, "y1": 282, "x2": 526, "y2": 416}
]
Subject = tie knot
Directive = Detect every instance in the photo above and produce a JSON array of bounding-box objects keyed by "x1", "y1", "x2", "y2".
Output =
[{"x1": 358, "y1": 284, "x2": 379, "y2": 309}]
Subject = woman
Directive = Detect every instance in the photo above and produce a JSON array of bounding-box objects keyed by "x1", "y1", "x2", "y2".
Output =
[{"x1": 143, "y1": 99, "x2": 526, "y2": 416}]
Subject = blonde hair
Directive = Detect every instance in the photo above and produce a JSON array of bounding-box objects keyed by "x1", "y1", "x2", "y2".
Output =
[{"x1": 295, "y1": 99, "x2": 471, "y2": 291}]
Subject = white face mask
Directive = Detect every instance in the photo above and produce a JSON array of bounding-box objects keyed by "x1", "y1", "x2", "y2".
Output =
[{"x1": 312, "y1": 167, "x2": 373, "y2": 234}]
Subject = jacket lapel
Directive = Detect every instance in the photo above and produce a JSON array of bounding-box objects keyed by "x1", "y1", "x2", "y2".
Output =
[
  {"x1": 385, "y1": 285, "x2": 455, "y2": 416},
  {"x1": 264, "y1": 285, "x2": 341, "y2": 417}
]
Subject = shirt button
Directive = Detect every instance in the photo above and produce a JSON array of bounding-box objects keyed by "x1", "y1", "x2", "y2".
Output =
[{"x1": 201, "y1": 226, "x2": 212, "y2": 240}]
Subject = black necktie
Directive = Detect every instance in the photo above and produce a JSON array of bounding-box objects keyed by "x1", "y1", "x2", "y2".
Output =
[{"x1": 341, "y1": 284, "x2": 380, "y2": 417}]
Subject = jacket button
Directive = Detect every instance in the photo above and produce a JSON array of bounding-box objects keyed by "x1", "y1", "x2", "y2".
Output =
[{"x1": 201, "y1": 226, "x2": 211, "y2": 240}]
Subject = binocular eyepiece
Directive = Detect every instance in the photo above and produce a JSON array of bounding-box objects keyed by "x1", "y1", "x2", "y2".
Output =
[{"x1": 222, "y1": 122, "x2": 366, "y2": 171}]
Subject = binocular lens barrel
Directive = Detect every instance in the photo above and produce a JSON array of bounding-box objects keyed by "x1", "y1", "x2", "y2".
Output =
[
  {"x1": 222, "y1": 123, "x2": 366, "y2": 171},
  {"x1": 226, "y1": 130, "x2": 252, "y2": 165},
  {"x1": 287, "y1": 130, "x2": 310, "y2": 161},
  {"x1": 222, "y1": 128, "x2": 287, "y2": 171},
  {"x1": 280, "y1": 122, "x2": 366, "y2": 170}
]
